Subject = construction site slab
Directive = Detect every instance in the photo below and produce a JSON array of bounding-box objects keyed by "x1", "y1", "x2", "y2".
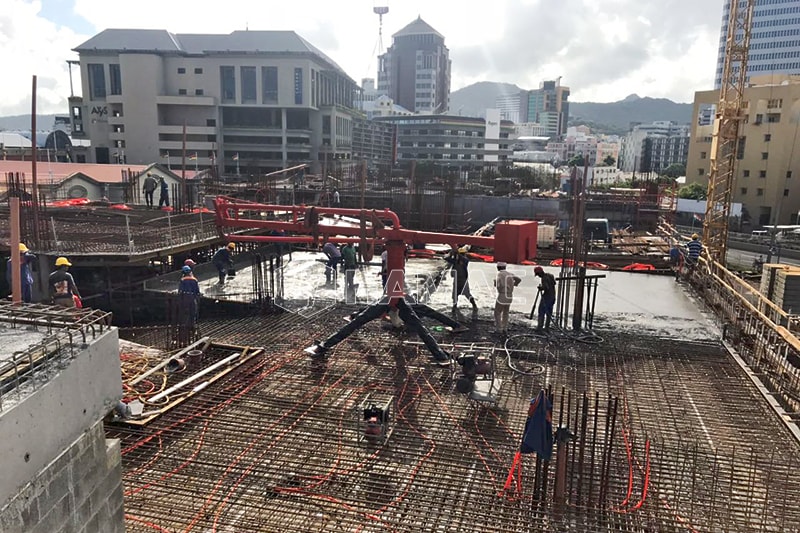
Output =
[{"x1": 113, "y1": 268, "x2": 800, "y2": 532}]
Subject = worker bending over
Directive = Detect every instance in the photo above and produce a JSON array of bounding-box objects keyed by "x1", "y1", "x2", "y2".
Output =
[{"x1": 212, "y1": 243, "x2": 236, "y2": 285}]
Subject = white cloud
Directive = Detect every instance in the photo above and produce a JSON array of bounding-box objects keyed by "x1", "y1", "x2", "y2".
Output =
[
  {"x1": 0, "y1": 0, "x2": 87, "y2": 116},
  {"x1": 1, "y1": 0, "x2": 722, "y2": 117}
]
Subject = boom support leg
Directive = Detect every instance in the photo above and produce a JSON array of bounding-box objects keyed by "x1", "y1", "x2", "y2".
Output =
[{"x1": 305, "y1": 296, "x2": 459, "y2": 363}]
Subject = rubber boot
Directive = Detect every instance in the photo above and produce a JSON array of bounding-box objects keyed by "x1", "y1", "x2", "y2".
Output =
[
  {"x1": 536, "y1": 316, "x2": 544, "y2": 332},
  {"x1": 470, "y1": 297, "x2": 478, "y2": 310},
  {"x1": 545, "y1": 315, "x2": 551, "y2": 331}
]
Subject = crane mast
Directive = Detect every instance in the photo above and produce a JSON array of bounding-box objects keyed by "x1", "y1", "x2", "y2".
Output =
[{"x1": 704, "y1": 0, "x2": 755, "y2": 262}]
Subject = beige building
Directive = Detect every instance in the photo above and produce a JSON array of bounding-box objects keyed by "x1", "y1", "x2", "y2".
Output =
[
  {"x1": 687, "y1": 75, "x2": 800, "y2": 227},
  {"x1": 69, "y1": 29, "x2": 360, "y2": 175}
]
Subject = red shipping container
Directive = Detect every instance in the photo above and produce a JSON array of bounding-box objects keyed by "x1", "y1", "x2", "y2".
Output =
[{"x1": 494, "y1": 220, "x2": 538, "y2": 264}]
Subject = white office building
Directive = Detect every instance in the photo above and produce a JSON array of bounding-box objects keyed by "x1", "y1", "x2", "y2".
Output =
[
  {"x1": 715, "y1": 0, "x2": 800, "y2": 87},
  {"x1": 69, "y1": 29, "x2": 360, "y2": 174}
]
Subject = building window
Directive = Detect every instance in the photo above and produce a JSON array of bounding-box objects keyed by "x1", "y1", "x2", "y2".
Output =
[
  {"x1": 762, "y1": 152, "x2": 769, "y2": 160},
  {"x1": 767, "y1": 113, "x2": 781, "y2": 123},
  {"x1": 241, "y1": 66, "x2": 256, "y2": 103},
  {"x1": 221, "y1": 66, "x2": 236, "y2": 103},
  {"x1": 700, "y1": 151, "x2": 707, "y2": 159},
  {"x1": 109, "y1": 64, "x2": 122, "y2": 95},
  {"x1": 178, "y1": 89, "x2": 187, "y2": 95},
  {"x1": 759, "y1": 170, "x2": 767, "y2": 178},
  {"x1": 755, "y1": 113, "x2": 763, "y2": 124},
  {"x1": 743, "y1": 170, "x2": 750, "y2": 177},
  {"x1": 294, "y1": 67, "x2": 303, "y2": 105},
  {"x1": 757, "y1": 188, "x2": 764, "y2": 196},
  {"x1": 207, "y1": 119, "x2": 216, "y2": 127},
  {"x1": 194, "y1": 67, "x2": 203, "y2": 74},
  {"x1": 787, "y1": 170, "x2": 793, "y2": 178},
  {"x1": 764, "y1": 133, "x2": 771, "y2": 142},
  {"x1": 784, "y1": 189, "x2": 790, "y2": 196},
  {"x1": 741, "y1": 187, "x2": 748, "y2": 195},
  {"x1": 88, "y1": 64, "x2": 106, "y2": 99},
  {"x1": 697, "y1": 168, "x2": 704, "y2": 176},
  {"x1": 262, "y1": 66, "x2": 278, "y2": 104},
  {"x1": 195, "y1": 89, "x2": 204, "y2": 96},
  {"x1": 178, "y1": 67, "x2": 186, "y2": 74}
]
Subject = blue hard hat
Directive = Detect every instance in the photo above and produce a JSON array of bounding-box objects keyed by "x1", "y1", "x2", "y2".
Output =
[{"x1": 182, "y1": 265, "x2": 192, "y2": 274}]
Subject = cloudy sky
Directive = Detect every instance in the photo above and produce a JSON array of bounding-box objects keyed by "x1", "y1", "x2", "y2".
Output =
[{"x1": 1, "y1": 0, "x2": 723, "y2": 116}]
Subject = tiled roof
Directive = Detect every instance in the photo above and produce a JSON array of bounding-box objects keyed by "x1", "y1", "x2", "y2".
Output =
[{"x1": 0, "y1": 161, "x2": 197, "y2": 184}]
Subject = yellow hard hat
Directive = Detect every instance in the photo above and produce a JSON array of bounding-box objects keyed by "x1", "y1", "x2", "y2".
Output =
[
  {"x1": 55, "y1": 256, "x2": 72, "y2": 267},
  {"x1": 227, "y1": 242, "x2": 236, "y2": 249},
  {"x1": 458, "y1": 246, "x2": 469, "y2": 254},
  {"x1": 18, "y1": 243, "x2": 28, "y2": 253}
]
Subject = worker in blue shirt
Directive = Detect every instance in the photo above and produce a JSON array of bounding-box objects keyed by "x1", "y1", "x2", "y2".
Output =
[
  {"x1": 212, "y1": 243, "x2": 235, "y2": 285},
  {"x1": 158, "y1": 176, "x2": 170, "y2": 208},
  {"x1": 669, "y1": 243, "x2": 683, "y2": 281},
  {"x1": 686, "y1": 234, "x2": 703, "y2": 266},
  {"x1": 177, "y1": 265, "x2": 201, "y2": 344},
  {"x1": 6, "y1": 243, "x2": 37, "y2": 303}
]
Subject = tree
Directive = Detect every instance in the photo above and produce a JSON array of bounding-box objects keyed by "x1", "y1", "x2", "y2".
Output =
[
  {"x1": 661, "y1": 163, "x2": 686, "y2": 179},
  {"x1": 677, "y1": 182, "x2": 707, "y2": 200},
  {"x1": 567, "y1": 153, "x2": 585, "y2": 167},
  {"x1": 602, "y1": 155, "x2": 616, "y2": 167}
]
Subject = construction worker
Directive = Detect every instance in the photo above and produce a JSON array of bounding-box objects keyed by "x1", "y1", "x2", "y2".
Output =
[
  {"x1": 669, "y1": 243, "x2": 684, "y2": 281},
  {"x1": 142, "y1": 172, "x2": 157, "y2": 208},
  {"x1": 494, "y1": 262, "x2": 521, "y2": 335},
  {"x1": 380, "y1": 249, "x2": 389, "y2": 292},
  {"x1": 212, "y1": 243, "x2": 235, "y2": 285},
  {"x1": 177, "y1": 265, "x2": 201, "y2": 343},
  {"x1": 158, "y1": 176, "x2": 170, "y2": 208},
  {"x1": 6, "y1": 243, "x2": 37, "y2": 303},
  {"x1": 49, "y1": 256, "x2": 81, "y2": 308},
  {"x1": 534, "y1": 266, "x2": 556, "y2": 332},
  {"x1": 685, "y1": 234, "x2": 703, "y2": 269},
  {"x1": 445, "y1": 246, "x2": 478, "y2": 311},
  {"x1": 323, "y1": 241, "x2": 342, "y2": 286},
  {"x1": 341, "y1": 242, "x2": 358, "y2": 300}
]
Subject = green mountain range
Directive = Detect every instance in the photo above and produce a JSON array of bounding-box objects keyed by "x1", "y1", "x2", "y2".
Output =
[{"x1": 449, "y1": 82, "x2": 693, "y2": 135}]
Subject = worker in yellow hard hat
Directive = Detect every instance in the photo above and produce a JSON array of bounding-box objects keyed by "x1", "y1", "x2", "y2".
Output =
[
  {"x1": 212, "y1": 243, "x2": 237, "y2": 285},
  {"x1": 49, "y1": 256, "x2": 81, "y2": 308},
  {"x1": 6, "y1": 243, "x2": 37, "y2": 303}
]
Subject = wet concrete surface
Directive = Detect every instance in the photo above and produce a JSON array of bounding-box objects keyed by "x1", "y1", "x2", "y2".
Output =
[{"x1": 156, "y1": 250, "x2": 716, "y2": 341}]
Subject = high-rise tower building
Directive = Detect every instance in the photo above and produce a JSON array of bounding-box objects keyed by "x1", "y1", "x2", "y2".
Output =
[
  {"x1": 715, "y1": 0, "x2": 800, "y2": 87},
  {"x1": 377, "y1": 17, "x2": 451, "y2": 114},
  {"x1": 526, "y1": 80, "x2": 570, "y2": 137}
]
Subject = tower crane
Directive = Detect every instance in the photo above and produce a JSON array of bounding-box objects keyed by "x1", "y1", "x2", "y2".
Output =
[{"x1": 703, "y1": 0, "x2": 756, "y2": 263}]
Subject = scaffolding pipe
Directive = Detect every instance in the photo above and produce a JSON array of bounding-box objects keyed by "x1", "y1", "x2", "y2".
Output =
[{"x1": 148, "y1": 351, "x2": 240, "y2": 403}]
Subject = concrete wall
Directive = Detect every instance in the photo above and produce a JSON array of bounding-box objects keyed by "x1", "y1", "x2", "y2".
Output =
[
  {"x1": 0, "y1": 328, "x2": 123, "y2": 532},
  {"x1": 0, "y1": 422, "x2": 124, "y2": 533}
]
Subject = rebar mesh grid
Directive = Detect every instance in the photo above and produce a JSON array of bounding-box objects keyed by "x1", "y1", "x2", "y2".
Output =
[{"x1": 109, "y1": 313, "x2": 800, "y2": 532}]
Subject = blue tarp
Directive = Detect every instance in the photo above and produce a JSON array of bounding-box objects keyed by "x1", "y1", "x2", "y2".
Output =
[{"x1": 520, "y1": 389, "x2": 553, "y2": 460}]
